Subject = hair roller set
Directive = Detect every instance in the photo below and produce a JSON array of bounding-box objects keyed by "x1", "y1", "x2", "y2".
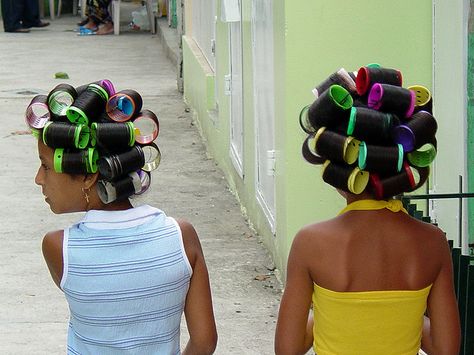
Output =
[
  {"x1": 26, "y1": 80, "x2": 161, "y2": 204},
  {"x1": 301, "y1": 64, "x2": 438, "y2": 198}
]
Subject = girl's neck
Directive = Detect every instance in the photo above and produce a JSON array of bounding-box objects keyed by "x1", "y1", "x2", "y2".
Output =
[
  {"x1": 344, "y1": 191, "x2": 379, "y2": 205},
  {"x1": 87, "y1": 199, "x2": 134, "y2": 212}
]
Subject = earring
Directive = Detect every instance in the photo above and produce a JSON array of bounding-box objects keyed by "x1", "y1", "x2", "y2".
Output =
[{"x1": 81, "y1": 187, "x2": 90, "y2": 204}]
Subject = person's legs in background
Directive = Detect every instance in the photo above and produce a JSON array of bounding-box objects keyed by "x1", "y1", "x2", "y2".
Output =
[
  {"x1": 77, "y1": 0, "x2": 91, "y2": 26},
  {"x1": 78, "y1": 0, "x2": 99, "y2": 32},
  {"x1": 91, "y1": 0, "x2": 113, "y2": 35},
  {"x1": 22, "y1": 0, "x2": 49, "y2": 28},
  {"x1": 1, "y1": 0, "x2": 29, "y2": 32},
  {"x1": 76, "y1": 0, "x2": 113, "y2": 35}
]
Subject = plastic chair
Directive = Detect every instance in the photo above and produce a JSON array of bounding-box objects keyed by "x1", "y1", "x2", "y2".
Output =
[
  {"x1": 41, "y1": 0, "x2": 54, "y2": 20},
  {"x1": 112, "y1": 0, "x2": 156, "y2": 35},
  {"x1": 56, "y1": 0, "x2": 85, "y2": 17}
]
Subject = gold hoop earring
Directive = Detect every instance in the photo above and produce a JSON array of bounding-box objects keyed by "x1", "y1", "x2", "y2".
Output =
[{"x1": 81, "y1": 187, "x2": 90, "y2": 204}]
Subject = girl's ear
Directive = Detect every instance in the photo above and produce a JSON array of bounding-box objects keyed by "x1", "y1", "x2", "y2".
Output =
[{"x1": 83, "y1": 172, "x2": 100, "y2": 189}]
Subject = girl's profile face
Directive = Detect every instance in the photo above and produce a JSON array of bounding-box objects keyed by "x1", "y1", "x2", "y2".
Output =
[{"x1": 35, "y1": 140, "x2": 86, "y2": 214}]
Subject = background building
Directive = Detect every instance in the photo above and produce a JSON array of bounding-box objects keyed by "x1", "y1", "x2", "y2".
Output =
[{"x1": 182, "y1": 0, "x2": 471, "y2": 276}]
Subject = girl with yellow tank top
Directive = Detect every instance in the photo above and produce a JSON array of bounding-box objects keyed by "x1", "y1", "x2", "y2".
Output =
[{"x1": 275, "y1": 65, "x2": 460, "y2": 355}]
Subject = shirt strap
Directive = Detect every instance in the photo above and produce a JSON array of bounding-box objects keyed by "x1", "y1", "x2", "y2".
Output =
[{"x1": 338, "y1": 199, "x2": 408, "y2": 216}]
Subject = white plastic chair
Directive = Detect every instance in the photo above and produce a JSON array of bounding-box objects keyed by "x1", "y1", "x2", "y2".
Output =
[
  {"x1": 112, "y1": 0, "x2": 156, "y2": 35},
  {"x1": 38, "y1": 0, "x2": 55, "y2": 20},
  {"x1": 56, "y1": 0, "x2": 85, "y2": 17}
]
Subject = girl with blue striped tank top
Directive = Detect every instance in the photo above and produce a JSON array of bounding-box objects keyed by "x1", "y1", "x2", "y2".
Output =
[
  {"x1": 275, "y1": 65, "x2": 460, "y2": 355},
  {"x1": 29, "y1": 81, "x2": 217, "y2": 354}
]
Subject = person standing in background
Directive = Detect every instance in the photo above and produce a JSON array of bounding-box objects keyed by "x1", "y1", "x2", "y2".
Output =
[
  {"x1": 1, "y1": 0, "x2": 49, "y2": 33},
  {"x1": 77, "y1": 0, "x2": 113, "y2": 35}
]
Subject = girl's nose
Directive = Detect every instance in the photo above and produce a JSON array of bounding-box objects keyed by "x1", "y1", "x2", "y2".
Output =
[{"x1": 35, "y1": 167, "x2": 43, "y2": 186}]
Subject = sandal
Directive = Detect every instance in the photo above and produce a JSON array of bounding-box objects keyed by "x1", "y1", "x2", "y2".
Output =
[
  {"x1": 78, "y1": 28, "x2": 96, "y2": 36},
  {"x1": 74, "y1": 25, "x2": 98, "y2": 32}
]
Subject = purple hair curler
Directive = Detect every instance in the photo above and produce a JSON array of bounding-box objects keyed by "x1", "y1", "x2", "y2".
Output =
[
  {"x1": 25, "y1": 95, "x2": 51, "y2": 129},
  {"x1": 100, "y1": 79, "x2": 116, "y2": 97},
  {"x1": 368, "y1": 83, "x2": 415, "y2": 118},
  {"x1": 135, "y1": 170, "x2": 151, "y2": 195},
  {"x1": 392, "y1": 110, "x2": 437, "y2": 152}
]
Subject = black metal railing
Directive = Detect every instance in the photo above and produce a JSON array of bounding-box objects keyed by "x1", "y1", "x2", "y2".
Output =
[
  {"x1": 401, "y1": 191, "x2": 474, "y2": 253},
  {"x1": 448, "y1": 241, "x2": 474, "y2": 355},
  {"x1": 400, "y1": 183, "x2": 474, "y2": 355}
]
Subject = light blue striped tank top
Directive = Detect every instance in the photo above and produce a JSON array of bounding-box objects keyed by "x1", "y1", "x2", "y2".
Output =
[{"x1": 61, "y1": 205, "x2": 193, "y2": 355}]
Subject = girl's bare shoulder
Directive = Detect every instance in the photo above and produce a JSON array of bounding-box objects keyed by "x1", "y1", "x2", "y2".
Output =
[
  {"x1": 292, "y1": 218, "x2": 343, "y2": 250},
  {"x1": 42, "y1": 230, "x2": 64, "y2": 261},
  {"x1": 407, "y1": 216, "x2": 451, "y2": 253},
  {"x1": 42, "y1": 230, "x2": 64, "y2": 249},
  {"x1": 296, "y1": 213, "x2": 448, "y2": 249},
  {"x1": 401, "y1": 215, "x2": 448, "y2": 242}
]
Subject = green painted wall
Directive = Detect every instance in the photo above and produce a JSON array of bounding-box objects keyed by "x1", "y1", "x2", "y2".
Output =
[
  {"x1": 275, "y1": 0, "x2": 433, "y2": 275},
  {"x1": 184, "y1": 0, "x2": 433, "y2": 276}
]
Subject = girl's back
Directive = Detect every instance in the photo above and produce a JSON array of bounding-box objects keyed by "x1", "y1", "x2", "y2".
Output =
[
  {"x1": 289, "y1": 205, "x2": 455, "y2": 355},
  {"x1": 306, "y1": 208, "x2": 446, "y2": 293},
  {"x1": 63, "y1": 206, "x2": 191, "y2": 354},
  {"x1": 276, "y1": 200, "x2": 459, "y2": 355}
]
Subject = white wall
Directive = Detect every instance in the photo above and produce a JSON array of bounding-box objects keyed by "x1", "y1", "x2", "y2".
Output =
[{"x1": 431, "y1": 0, "x2": 469, "y2": 252}]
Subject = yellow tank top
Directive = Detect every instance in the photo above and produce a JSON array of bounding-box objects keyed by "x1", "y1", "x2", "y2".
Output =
[
  {"x1": 312, "y1": 199, "x2": 431, "y2": 355},
  {"x1": 312, "y1": 284, "x2": 431, "y2": 355}
]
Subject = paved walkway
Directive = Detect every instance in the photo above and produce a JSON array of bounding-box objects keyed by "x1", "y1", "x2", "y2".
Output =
[{"x1": 0, "y1": 7, "x2": 282, "y2": 355}]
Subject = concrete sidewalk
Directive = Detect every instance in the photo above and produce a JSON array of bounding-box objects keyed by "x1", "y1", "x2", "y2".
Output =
[{"x1": 0, "y1": 8, "x2": 282, "y2": 355}]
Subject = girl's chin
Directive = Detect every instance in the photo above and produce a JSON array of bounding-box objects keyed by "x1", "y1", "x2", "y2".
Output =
[{"x1": 46, "y1": 200, "x2": 60, "y2": 214}]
